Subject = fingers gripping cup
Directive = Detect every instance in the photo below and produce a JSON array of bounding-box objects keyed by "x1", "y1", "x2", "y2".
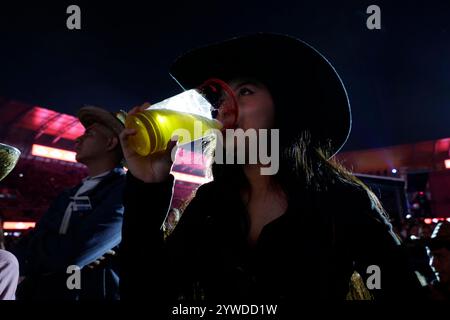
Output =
[{"x1": 125, "y1": 79, "x2": 238, "y2": 156}]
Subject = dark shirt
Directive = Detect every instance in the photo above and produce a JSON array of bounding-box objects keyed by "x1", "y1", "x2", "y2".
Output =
[{"x1": 120, "y1": 171, "x2": 423, "y2": 307}]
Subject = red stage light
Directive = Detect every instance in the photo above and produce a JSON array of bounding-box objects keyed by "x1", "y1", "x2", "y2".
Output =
[
  {"x1": 18, "y1": 107, "x2": 84, "y2": 141},
  {"x1": 31, "y1": 144, "x2": 77, "y2": 163},
  {"x1": 424, "y1": 218, "x2": 432, "y2": 224}
]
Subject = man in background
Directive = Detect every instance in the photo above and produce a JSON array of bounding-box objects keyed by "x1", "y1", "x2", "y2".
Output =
[{"x1": 12, "y1": 106, "x2": 126, "y2": 300}]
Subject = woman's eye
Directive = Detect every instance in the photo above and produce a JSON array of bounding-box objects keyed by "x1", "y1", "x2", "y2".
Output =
[{"x1": 238, "y1": 87, "x2": 254, "y2": 96}]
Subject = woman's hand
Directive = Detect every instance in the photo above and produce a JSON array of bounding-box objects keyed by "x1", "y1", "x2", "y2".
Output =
[{"x1": 119, "y1": 103, "x2": 177, "y2": 183}]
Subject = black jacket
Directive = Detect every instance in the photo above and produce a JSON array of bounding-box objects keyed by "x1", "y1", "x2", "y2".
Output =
[
  {"x1": 13, "y1": 167, "x2": 126, "y2": 300},
  {"x1": 120, "y1": 170, "x2": 423, "y2": 306}
]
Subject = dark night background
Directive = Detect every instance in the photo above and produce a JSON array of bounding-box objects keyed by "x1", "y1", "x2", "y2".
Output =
[{"x1": 0, "y1": 0, "x2": 449, "y2": 151}]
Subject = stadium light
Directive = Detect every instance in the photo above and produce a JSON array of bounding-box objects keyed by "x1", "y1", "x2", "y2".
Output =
[
  {"x1": 31, "y1": 144, "x2": 77, "y2": 163},
  {"x1": 445, "y1": 159, "x2": 450, "y2": 169},
  {"x1": 171, "y1": 171, "x2": 212, "y2": 185},
  {"x1": 3, "y1": 222, "x2": 36, "y2": 230}
]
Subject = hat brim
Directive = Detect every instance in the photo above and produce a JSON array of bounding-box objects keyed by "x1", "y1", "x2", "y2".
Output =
[
  {"x1": 78, "y1": 106, "x2": 124, "y2": 137},
  {"x1": 169, "y1": 33, "x2": 351, "y2": 157}
]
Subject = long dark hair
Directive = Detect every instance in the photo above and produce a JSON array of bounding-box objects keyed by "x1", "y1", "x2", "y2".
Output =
[
  {"x1": 210, "y1": 78, "x2": 389, "y2": 222},
  {"x1": 276, "y1": 128, "x2": 388, "y2": 219}
]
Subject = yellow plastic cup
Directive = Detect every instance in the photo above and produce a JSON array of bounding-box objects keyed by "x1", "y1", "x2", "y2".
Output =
[{"x1": 125, "y1": 101, "x2": 221, "y2": 156}]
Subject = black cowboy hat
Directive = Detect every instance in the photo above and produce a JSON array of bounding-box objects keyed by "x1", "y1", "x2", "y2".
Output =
[{"x1": 169, "y1": 32, "x2": 351, "y2": 156}]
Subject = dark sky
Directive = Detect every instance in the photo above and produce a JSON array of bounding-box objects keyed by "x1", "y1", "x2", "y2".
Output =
[{"x1": 0, "y1": 1, "x2": 449, "y2": 151}]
